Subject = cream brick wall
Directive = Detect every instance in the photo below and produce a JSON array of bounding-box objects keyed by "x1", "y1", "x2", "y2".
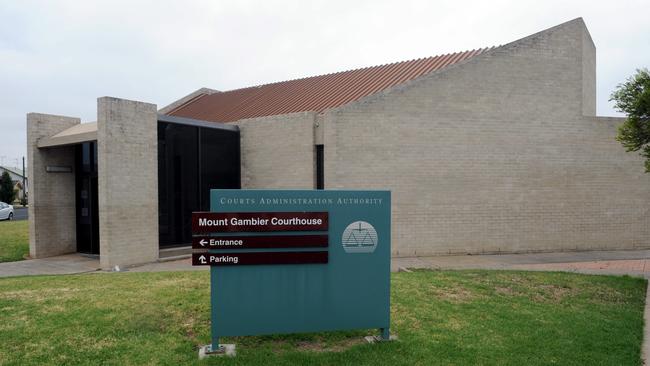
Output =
[
  {"x1": 97, "y1": 97, "x2": 159, "y2": 268},
  {"x1": 235, "y1": 112, "x2": 316, "y2": 189},
  {"x1": 323, "y1": 18, "x2": 650, "y2": 256},
  {"x1": 581, "y1": 24, "x2": 597, "y2": 116},
  {"x1": 26, "y1": 113, "x2": 79, "y2": 258}
]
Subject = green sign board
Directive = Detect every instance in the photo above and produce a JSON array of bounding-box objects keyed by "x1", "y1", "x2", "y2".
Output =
[{"x1": 192, "y1": 189, "x2": 391, "y2": 349}]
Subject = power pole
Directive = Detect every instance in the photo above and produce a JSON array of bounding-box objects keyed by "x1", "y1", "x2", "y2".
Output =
[{"x1": 22, "y1": 156, "x2": 26, "y2": 204}]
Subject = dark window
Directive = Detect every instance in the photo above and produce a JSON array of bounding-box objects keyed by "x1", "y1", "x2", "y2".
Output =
[
  {"x1": 158, "y1": 123, "x2": 199, "y2": 247},
  {"x1": 81, "y1": 143, "x2": 90, "y2": 172},
  {"x1": 316, "y1": 145, "x2": 324, "y2": 190},
  {"x1": 200, "y1": 127, "x2": 241, "y2": 210},
  {"x1": 158, "y1": 121, "x2": 241, "y2": 247},
  {"x1": 75, "y1": 142, "x2": 99, "y2": 255}
]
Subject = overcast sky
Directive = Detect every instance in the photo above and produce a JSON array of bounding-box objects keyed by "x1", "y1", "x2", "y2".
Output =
[{"x1": 1, "y1": 0, "x2": 649, "y2": 168}]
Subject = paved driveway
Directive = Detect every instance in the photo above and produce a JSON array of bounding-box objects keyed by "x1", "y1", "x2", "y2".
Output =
[{"x1": 12, "y1": 207, "x2": 27, "y2": 220}]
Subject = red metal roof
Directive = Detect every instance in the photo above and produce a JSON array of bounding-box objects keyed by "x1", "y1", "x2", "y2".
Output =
[{"x1": 167, "y1": 48, "x2": 490, "y2": 122}]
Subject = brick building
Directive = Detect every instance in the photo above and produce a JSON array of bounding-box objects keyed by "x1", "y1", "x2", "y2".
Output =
[{"x1": 27, "y1": 18, "x2": 650, "y2": 268}]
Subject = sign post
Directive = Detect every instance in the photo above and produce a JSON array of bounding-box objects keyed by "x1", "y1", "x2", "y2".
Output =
[{"x1": 192, "y1": 189, "x2": 391, "y2": 356}]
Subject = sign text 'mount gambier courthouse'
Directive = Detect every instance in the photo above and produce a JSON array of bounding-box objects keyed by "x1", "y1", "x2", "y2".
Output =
[
  {"x1": 191, "y1": 189, "x2": 391, "y2": 351},
  {"x1": 192, "y1": 212, "x2": 328, "y2": 233}
]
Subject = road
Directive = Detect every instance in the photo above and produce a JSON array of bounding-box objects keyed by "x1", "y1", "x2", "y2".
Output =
[{"x1": 12, "y1": 207, "x2": 28, "y2": 220}]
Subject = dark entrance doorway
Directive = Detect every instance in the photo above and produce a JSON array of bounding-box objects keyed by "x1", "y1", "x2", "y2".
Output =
[
  {"x1": 75, "y1": 142, "x2": 99, "y2": 255},
  {"x1": 157, "y1": 115, "x2": 240, "y2": 248}
]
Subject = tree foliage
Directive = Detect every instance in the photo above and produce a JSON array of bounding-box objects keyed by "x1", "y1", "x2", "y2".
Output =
[
  {"x1": 610, "y1": 68, "x2": 650, "y2": 171},
  {"x1": 0, "y1": 171, "x2": 16, "y2": 204}
]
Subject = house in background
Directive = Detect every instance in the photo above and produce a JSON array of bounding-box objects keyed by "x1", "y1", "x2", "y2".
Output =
[{"x1": 0, "y1": 165, "x2": 28, "y2": 203}]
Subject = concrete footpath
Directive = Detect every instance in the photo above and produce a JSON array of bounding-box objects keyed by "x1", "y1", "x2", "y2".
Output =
[
  {"x1": 3, "y1": 249, "x2": 648, "y2": 278},
  {"x1": 0, "y1": 254, "x2": 99, "y2": 277},
  {"x1": 391, "y1": 249, "x2": 650, "y2": 278},
  {"x1": 1, "y1": 249, "x2": 649, "y2": 362}
]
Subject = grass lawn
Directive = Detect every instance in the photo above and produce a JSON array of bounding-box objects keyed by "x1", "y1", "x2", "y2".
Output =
[
  {"x1": 0, "y1": 220, "x2": 28, "y2": 262},
  {"x1": 0, "y1": 270, "x2": 645, "y2": 365}
]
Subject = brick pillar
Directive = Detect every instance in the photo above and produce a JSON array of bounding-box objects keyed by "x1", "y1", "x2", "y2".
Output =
[
  {"x1": 26, "y1": 113, "x2": 79, "y2": 258},
  {"x1": 97, "y1": 97, "x2": 159, "y2": 269}
]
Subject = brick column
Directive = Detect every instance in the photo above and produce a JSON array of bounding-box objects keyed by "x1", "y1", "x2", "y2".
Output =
[
  {"x1": 97, "y1": 97, "x2": 158, "y2": 269},
  {"x1": 26, "y1": 113, "x2": 79, "y2": 258}
]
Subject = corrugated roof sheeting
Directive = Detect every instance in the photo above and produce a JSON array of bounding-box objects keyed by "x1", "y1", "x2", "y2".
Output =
[{"x1": 168, "y1": 48, "x2": 490, "y2": 122}]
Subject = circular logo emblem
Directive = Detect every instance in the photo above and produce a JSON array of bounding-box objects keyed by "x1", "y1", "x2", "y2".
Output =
[{"x1": 342, "y1": 221, "x2": 378, "y2": 253}]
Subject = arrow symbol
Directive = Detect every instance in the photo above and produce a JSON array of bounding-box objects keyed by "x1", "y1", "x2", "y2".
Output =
[
  {"x1": 200, "y1": 239, "x2": 207, "y2": 247},
  {"x1": 199, "y1": 255, "x2": 207, "y2": 264}
]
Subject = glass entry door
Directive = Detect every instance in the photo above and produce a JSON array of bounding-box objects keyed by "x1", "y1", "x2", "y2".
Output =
[{"x1": 75, "y1": 142, "x2": 99, "y2": 255}]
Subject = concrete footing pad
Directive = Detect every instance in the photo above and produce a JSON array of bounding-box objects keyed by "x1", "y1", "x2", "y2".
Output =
[
  {"x1": 642, "y1": 282, "x2": 650, "y2": 365},
  {"x1": 198, "y1": 344, "x2": 236, "y2": 359},
  {"x1": 365, "y1": 335, "x2": 398, "y2": 343}
]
